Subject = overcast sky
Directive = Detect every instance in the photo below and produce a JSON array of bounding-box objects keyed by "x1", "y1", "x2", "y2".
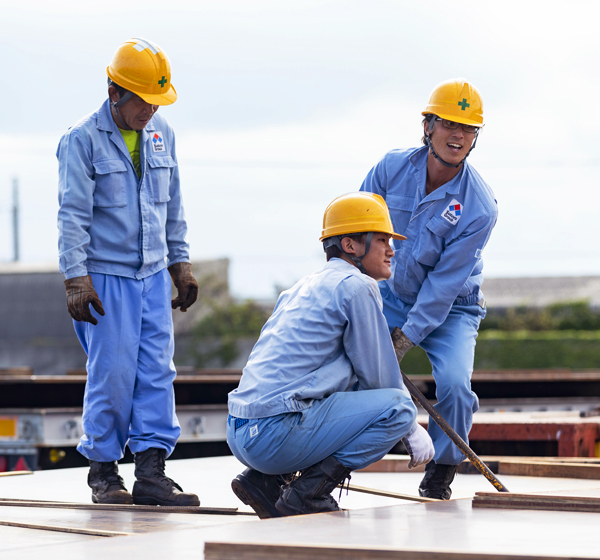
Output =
[{"x1": 0, "y1": 0, "x2": 599, "y2": 298}]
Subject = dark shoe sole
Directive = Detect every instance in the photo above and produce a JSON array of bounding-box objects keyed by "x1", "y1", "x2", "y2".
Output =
[
  {"x1": 275, "y1": 497, "x2": 339, "y2": 517},
  {"x1": 418, "y1": 488, "x2": 452, "y2": 500},
  {"x1": 92, "y1": 493, "x2": 133, "y2": 505},
  {"x1": 231, "y1": 475, "x2": 282, "y2": 519},
  {"x1": 132, "y1": 495, "x2": 200, "y2": 506}
]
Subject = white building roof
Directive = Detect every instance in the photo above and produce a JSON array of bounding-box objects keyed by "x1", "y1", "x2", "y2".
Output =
[{"x1": 483, "y1": 276, "x2": 600, "y2": 308}]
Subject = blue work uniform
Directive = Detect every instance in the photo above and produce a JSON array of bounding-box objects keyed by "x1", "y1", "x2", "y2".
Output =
[
  {"x1": 361, "y1": 146, "x2": 497, "y2": 465},
  {"x1": 57, "y1": 99, "x2": 189, "y2": 461},
  {"x1": 227, "y1": 258, "x2": 418, "y2": 473}
]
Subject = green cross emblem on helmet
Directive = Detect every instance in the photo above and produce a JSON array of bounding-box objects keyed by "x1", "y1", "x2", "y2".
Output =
[
  {"x1": 458, "y1": 98, "x2": 470, "y2": 111},
  {"x1": 158, "y1": 76, "x2": 167, "y2": 88}
]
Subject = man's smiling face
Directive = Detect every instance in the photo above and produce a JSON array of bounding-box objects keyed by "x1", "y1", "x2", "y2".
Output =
[{"x1": 425, "y1": 118, "x2": 476, "y2": 167}]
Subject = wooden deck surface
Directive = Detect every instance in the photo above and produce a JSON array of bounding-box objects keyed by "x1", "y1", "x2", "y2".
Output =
[{"x1": 1, "y1": 456, "x2": 600, "y2": 559}]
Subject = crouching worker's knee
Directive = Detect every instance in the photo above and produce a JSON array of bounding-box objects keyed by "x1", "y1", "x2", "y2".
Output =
[{"x1": 387, "y1": 388, "x2": 418, "y2": 430}]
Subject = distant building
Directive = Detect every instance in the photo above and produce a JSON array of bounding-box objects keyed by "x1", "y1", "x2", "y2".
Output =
[
  {"x1": 0, "y1": 259, "x2": 230, "y2": 375},
  {"x1": 483, "y1": 276, "x2": 600, "y2": 309}
]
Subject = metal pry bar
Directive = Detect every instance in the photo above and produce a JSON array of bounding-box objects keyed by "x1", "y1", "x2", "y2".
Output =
[{"x1": 391, "y1": 327, "x2": 510, "y2": 493}]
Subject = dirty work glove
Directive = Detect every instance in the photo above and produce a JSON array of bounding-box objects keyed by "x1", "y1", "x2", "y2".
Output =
[
  {"x1": 64, "y1": 275, "x2": 105, "y2": 326},
  {"x1": 168, "y1": 262, "x2": 199, "y2": 312},
  {"x1": 401, "y1": 423, "x2": 435, "y2": 469},
  {"x1": 391, "y1": 327, "x2": 414, "y2": 363}
]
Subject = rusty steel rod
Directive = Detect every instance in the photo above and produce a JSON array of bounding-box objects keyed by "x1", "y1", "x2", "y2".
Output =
[{"x1": 392, "y1": 328, "x2": 510, "y2": 493}]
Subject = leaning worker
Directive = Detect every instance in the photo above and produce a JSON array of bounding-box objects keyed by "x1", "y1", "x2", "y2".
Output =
[
  {"x1": 57, "y1": 38, "x2": 199, "y2": 506},
  {"x1": 360, "y1": 78, "x2": 498, "y2": 499},
  {"x1": 227, "y1": 193, "x2": 434, "y2": 518}
]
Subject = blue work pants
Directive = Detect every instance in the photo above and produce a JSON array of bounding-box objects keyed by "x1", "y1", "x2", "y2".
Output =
[
  {"x1": 74, "y1": 270, "x2": 180, "y2": 461},
  {"x1": 227, "y1": 388, "x2": 416, "y2": 473},
  {"x1": 380, "y1": 283, "x2": 484, "y2": 465}
]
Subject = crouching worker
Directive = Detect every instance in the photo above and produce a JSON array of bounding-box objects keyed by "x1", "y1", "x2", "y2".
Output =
[{"x1": 227, "y1": 193, "x2": 434, "y2": 518}]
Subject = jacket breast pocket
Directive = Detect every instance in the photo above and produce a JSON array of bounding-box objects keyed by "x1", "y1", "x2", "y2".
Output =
[
  {"x1": 92, "y1": 159, "x2": 128, "y2": 208},
  {"x1": 414, "y1": 216, "x2": 454, "y2": 267},
  {"x1": 385, "y1": 194, "x2": 414, "y2": 238},
  {"x1": 147, "y1": 156, "x2": 175, "y2": 203}
]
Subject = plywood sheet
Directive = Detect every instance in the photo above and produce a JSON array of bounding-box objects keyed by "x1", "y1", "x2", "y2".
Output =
[
  {"x1": 4, "y1": 457, "x2": 600, "y2": 559},
  {"x1": 0, "y1": 504, "x2": 244, "y2": 534},
  {"x1": 498, "y1": 460, "x2": 600, "y2": 479},
  {"x1": 201, "y1": 500, "x2": 600, "y2": 560},
  {"x1": 0, "y1": 498, "x2": 243, "y2": 515},
  {"x1": 473, "y1": 491, "x2": 600, "y2": 513},
  {"x1": 204, "y1": 542, "x2": 598, "y2": 560}
]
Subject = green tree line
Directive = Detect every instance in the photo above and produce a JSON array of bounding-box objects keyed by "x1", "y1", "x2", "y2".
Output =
[
  {"x1": 480, "y1": 301, "x2": 600, "y2": 331},
  {"x1": 189, "y1": 298, "x2": 600, "y2": 371}
]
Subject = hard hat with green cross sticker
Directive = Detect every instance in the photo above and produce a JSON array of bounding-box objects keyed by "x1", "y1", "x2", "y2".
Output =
[
  {"x1": 107, "y1": 38, "x2": 177, "y2": 106},
  {"x1": 421, "y1": 78, "x2": 483, "y2": 127}
]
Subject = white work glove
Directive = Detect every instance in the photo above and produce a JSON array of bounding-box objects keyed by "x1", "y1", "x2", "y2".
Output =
[{"x1": 401, "y1": 423, "x2": 435, "y2": 469}]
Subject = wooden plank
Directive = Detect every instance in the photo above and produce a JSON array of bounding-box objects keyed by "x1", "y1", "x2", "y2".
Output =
[
  {"x1": 407, "y1": 369, "x2": 600, "y2": 382},
  {"x1": 66, "y1": 368, "x2": 243, "y2": 383},
  {"x1": 204, "y1": 541, "x2": 597, "y2": 560},
  {"x1": 475, "y1": 492, "x2": 600, "y2": 503},
  {"x1": 473, "y1": 492, "x2": 600, "y2": 513},
  {"x1": 0, "y1": 498, "x2": 249, "y2": 515},
  {"x1": 0, "y1": 367, "x2": 33, "y2": 376},
  {"x1": 515, "y1": 456, "x2": 600, "y2": 463},
  {"x1": 472, "y1": 499, "x2": 600, "y2": 513},
  {"x1": 462, "y1": 457, "x2": 600, "y2": 478},
  {"x1": 471, "y1": 369, "x2": 586, "y2": 382},
  {"x1": 0, "y1": 519, "x2": 130, "y2": 537},
  {"x1": 498, "y1": 459, "x2": 600, "y2": 479},
  {"x1": 460, "y1": 456, "x2": 600, "y2": 475},
  {"x1": 341, "y1": 483, "x2": 438, "y2": 503},
  {"x1": 358, "y1": 456, "x2": 426, "y2": 473},
  {"x1": 367, "y1": 455, "x2": 600, "y2": 478},
  {"x1": 0, "y1": 372, "x2": 242, "y2": 384},
  {"x1": 11, "y1": 369, "x2": 600, "y2": 385},
  {"x1": 469, "y1": 422, "x2": 600, "y2": 457},
  {"x1": 0, "y1": 470, "x2": 33, "y2": 477}
]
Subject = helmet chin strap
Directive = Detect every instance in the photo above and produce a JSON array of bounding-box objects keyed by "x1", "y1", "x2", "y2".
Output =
[
  {"x1": 424, "y1": 119, "x2": 480, "y2": 169},
  {"x1": 323, "y1": 232, "x2": 374, "y2": 274},
  {"x1": 108, "y1": 78, "x2": 133, "y2": 130}
]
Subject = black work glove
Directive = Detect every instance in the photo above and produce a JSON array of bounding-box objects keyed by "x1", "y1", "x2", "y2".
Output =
[
  {"x1": 391, "y1": 327, "x2": 415, "y2": 363},
  {"x1": 64, "y1": 275, "x2": 105, "y2": 325},
  {"x1": 168, "y1": 262, "x2": 199, "y2": 312}
]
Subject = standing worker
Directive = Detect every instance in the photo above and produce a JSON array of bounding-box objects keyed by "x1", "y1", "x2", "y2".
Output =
[
  {"x1": 360, "y1": 79, "x2": 498, "y2": 499},
  {"x1": 57, "y1": 38, "x2": 199, "y2": 506},
  {"x1": 228, "y1": 193, "x2": 434, "y2": 518}
]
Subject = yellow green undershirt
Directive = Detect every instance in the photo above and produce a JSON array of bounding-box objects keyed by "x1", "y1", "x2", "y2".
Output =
[{"x1": 119, "y1": 128, "x2": 141, "y2": 178}]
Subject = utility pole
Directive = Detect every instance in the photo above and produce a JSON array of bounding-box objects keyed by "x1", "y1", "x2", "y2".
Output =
[{"x1": 12, "y1": 177, "x2": 19, "y2": 262}]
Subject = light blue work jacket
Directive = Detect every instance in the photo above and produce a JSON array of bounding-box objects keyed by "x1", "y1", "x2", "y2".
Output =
[
  {"x1": 57, "y1": 99, "x2": 189, "y2": 280},
  {"x1": 228, "y1": 258, "x2": 408, "y2": 419},
  {"x1": 361, "y1": 146, "x2": 497, "y2": 345}
]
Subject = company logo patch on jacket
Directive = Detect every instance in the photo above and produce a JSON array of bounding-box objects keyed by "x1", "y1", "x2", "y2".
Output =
[
  {"x1": 441, "y1": 199, "x2": 462, "y2": 225},
  {"x1": 152, "y1": 132, "x2": 165, "y2": 152}
]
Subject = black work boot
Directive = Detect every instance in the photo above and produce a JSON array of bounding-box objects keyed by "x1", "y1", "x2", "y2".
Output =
[
  {"x1": 132, "y1": 448, "x2": 200, "y2": 506},
  {"x1": 88, "y1": 460, "x2": 133, "y2": 504},
  {"x1": 275, "y1": 456, "x2": 352, "y2": 517},
  {"x1": 231, "y1": 468, "x2": 290, "y2": 519},
  {"x1": 418, "y1": 460, "x2": 458, "y2": 500}
]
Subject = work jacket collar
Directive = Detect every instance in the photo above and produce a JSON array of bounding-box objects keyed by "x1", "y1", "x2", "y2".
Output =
[
  {"x1": 325, "y1": 257, "x2": 362, "y2": 276},
  {"x1": 410, "y1": 145, "x2": 465, "y2": 204},
  {"x1": 96, "y1": 98, "x2": 157, "y2": 135},
  {"x1": 96, "y1": 99, "x2": 157, "y2": 162}
]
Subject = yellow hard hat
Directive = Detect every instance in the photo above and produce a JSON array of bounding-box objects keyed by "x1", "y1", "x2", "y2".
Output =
[
  {"x1": 320, "y1": 193, "x2": 406, "y2": 242},
  {"x1": 107, "y1": 38, "x2": 177, "y2": 106},
  {"x1": 422, "y1": 78, "x2": 483, "y2": 127}
]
